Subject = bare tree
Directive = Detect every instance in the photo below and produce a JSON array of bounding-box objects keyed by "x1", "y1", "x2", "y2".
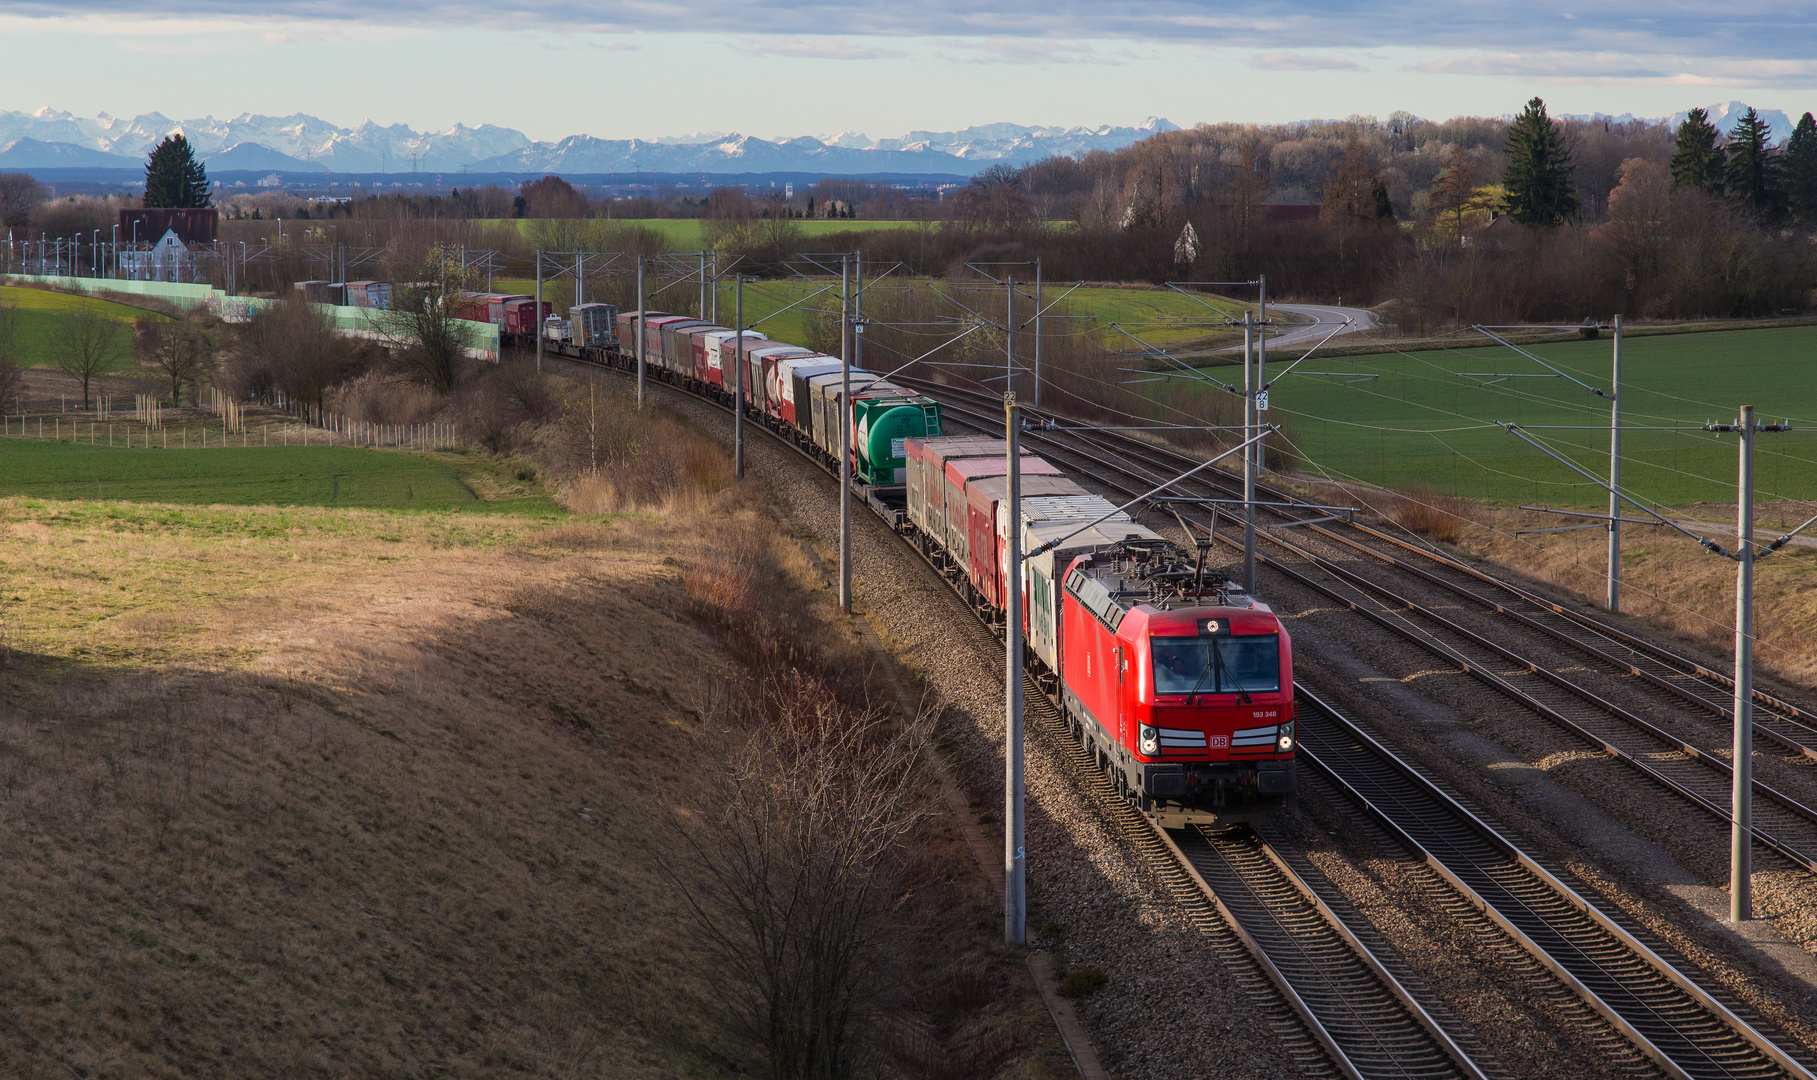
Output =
[
  {"x1": 55, "y1": 307, "x2": 126, "y2": 409},
  {"x1": 672, "y1": 696, "x2": 931, "y2": 1080},
  {"x1": 376, "y1": 247, "x2": 480, "y2": 394},
  {"x1": 0, "y1": 172, "x2": 45, "y2": 227},
  {"x1": 380, "y1": 285, "x2": 479, "y2": 393},
  {"x1": 0, "y1": 299, "x2": 22, "y2": 413},
  {"x1": 240, "y1": 298, "x2": 365, "y2": 410},
  {"x1": 140, "y1": 318, "x2": 215, "y2": 405}
]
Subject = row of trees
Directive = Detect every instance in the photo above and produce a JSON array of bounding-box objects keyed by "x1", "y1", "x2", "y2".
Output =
[{"x1": 1670, "y1": 107, "x2": 1817, "y2": 221}]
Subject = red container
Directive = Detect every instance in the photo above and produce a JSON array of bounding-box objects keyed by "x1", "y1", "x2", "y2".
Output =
[
  {"x1": 502, "y1": 298, "x2": 552, "y2": 336},
  {"x1": 943, "y1": 456, "x2": 1061, "y2": 576},
  {"x1": 964, "y1": 475, "x2": 1088, "y2": 610},
  {"x1": 617, "y1": 310, "x2": 670, "y2": 353},
  {"x1": 681, "y1": 325, "x2": 729, "y2": 384}
]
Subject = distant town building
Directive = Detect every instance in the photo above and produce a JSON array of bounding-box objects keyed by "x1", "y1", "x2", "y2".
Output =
[
  {"x1": 116, "y1": 208, "x2": 219, "y2": 283},
  {"x1": 117, "y1": 229, "x2": 197, "y2": 282}
]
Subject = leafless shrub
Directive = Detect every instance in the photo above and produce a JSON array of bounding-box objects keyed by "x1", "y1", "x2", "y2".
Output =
[
  {"x1": 673, "y1": 694, "x2": 933, "y2": 1080},
  {"x1": 457, "y1": 360, "x2": 563, "y2": 453},
  {"x1": 233, "y1": 297, "x2": 368, "y2": 409},
  {"x1": 325, "y1": 370, "x2": 444, "y2": 424},
  {"x1": 1361, "y1": 486, "x2": 1473, "y2": 544},
  {"x1": 541, "y1": 379, "x2": 732, "y2": 512}
]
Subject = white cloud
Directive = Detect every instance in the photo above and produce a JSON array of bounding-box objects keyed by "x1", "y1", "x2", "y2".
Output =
[
  {"x1": 1410, "y1": 51, "x2": 1817, "y2": 87},
  {"x1": 752, "y1": 39, "x2": 907, "y2": 60},
  {"x1": 1250, "y1": 52, "x2": 1363, "y2": 72}
]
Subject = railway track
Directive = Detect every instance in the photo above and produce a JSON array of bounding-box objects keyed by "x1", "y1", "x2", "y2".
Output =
[
  {"x1": 567, "y1": 356, "x2": 1502, "y2": 1079},
  {"x1": 909, "y1": 378, "x2": 1817, "y2": 877},
  {"x1": 569, "y1": 355, "x2": 1817, "y2": 1078},
  {"x1": 888, "y1": 376, "x2": 1817, "y2": 1079}
]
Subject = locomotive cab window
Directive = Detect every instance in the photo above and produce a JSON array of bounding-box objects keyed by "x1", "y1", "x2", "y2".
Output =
[{"x1": 1150, "y1": 634, "x2": 1281, "y2": 696}]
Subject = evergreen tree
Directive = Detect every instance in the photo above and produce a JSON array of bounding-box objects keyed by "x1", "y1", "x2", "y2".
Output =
[
  {"x1": 1501, "y1": 97, "x2": 1578, "y2": 225},
  {"x1": 142, "y1": 134, "x2": 210, "y2": 208},
  {"x1": 1725, "y1": 107, "x2": 1783, "y2": 218},
  {"x1": 1782, "y1": 112, "x2": 1817, "y2": 224},
  {"x1": 1670, "y1": 108, "x2": 1727, "y2": 193}
]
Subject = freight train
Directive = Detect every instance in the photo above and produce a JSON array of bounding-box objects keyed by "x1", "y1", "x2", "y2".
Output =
[{"x1": 530, "y1": 303, "x2": 1296, "y2": 825}]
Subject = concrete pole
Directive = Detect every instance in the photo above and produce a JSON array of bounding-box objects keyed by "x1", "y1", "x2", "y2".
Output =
[
  {"x1": 710, "y1": 253, "x2": 719, "y2": 324},
  {"x1": 734, "y1": 277, "x2": 744, "y2": 478},
  {"x1": 1004, "y1": 390, "x2": 1026, "y2": 946},
  {"x1": 698, "y1": 250, "x2": 707, "y2": 320},
  {"x1": 534, "y1": 251, "x2": 543, "y2": 373},
  {"x1": 839, "y1": 255, "x2": 852, "y2": 612},
  {"x1": 576, "y1": 251, "x2": 584, "y2": 306},
  {"x1": 1243, "y1": 314, "x2": 1257, "y2": 594},
  {"x1": 1733, "y1": 403, "x2": 1756, "y2": 923},
  {"x1": 1608, "y1": 315, "x2": 1623, "y2": 613},
  {"x1": 1256, "y1": 274, "x2": 1267, "y2": 474},
  {"x1": 1006, "y1": 274, "x2": 1015, "y2": 394},
  {"x1": 1033, "y1": 258, "x2": 1042, "y2": 409},
  {"x1": 852, "y1": 250, "x2": 863, "y2": 371},
  {"x1": 636, "y1": 256, "x2": 646, "y2": 410}
]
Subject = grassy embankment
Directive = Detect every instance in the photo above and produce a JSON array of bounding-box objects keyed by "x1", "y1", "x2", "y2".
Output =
[
  {"x1": 0, "y1": 284, "x2": 167, "y2": 369},
  {"x1": 0, "y1": 388, "x2": 1063, "y2": 1076}
]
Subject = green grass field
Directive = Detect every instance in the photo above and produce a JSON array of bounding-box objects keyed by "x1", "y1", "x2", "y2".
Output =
[
  {"x1": 1257, "y1": 325, "x2": 1817, "y2": 506},
  {"x1": 0, "y1": 440, "x2": 564, "y2": 515},
  {"x1": 1, "y1": 285, "x2": 167, "y2": 369}
]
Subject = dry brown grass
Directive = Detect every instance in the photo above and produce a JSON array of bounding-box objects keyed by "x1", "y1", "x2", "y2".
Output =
[
  {"x1": 0, "y1": 397, "x2": 1061, "y2": 1076},
  {"x1": 1300, "y1": 478, "x2": 1817, "y2": 692},
  {"x1": 1455, "y1": 500, "x2": 1817, "y2": 689}
]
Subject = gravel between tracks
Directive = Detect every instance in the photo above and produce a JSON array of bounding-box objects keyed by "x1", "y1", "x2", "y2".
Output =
[
  {"x1": 628, "y1": 378, "x2": 1305, "y2": 1079},
  {"x1": 578, "y1": 367, "x2": 1817, "y2": 1077}
]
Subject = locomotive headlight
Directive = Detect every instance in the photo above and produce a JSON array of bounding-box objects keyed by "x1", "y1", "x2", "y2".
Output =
[
  {"x1": 1138, "y1": 724, "x2": 1159, "y2": 756},
  {"x1": 1276, "y1": 722, "x2": 1295, "y2": 753}
]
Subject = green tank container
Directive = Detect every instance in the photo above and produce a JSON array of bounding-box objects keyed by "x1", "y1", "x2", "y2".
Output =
[{"x1": 853, "y1": 395, "x2": 943, "y2": 486}]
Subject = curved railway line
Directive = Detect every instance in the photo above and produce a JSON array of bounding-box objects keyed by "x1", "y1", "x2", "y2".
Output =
[
  {"x1": 905, "y1": 377, "x2": 1817, "y2": 877},
  {"x1": 567, "y1": 355, "x2": 1817, "y2": 1079}
]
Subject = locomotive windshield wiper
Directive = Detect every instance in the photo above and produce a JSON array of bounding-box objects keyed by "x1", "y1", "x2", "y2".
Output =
[
  {"x1": 1212, "y1": 641, "x2": 1254, "y2": 705},
  {"x1": 1185, "y1": 645, "x2": 1215, "y2": 706}
]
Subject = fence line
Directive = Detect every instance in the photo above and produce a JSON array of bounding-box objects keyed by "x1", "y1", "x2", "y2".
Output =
[{"x1": 4, "y1": 397, "x2": 457, "y2": 451}]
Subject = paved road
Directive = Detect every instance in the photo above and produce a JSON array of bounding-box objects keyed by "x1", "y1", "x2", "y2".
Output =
[{"x1": 1266, "y1": 303, "x2": 1378, "y2": 349}]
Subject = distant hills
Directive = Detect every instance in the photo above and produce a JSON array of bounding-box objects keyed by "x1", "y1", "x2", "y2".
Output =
[
  {"x1": 0, "y1": 103, "x2": 1805, "y2": 182},
  {"x1": 0, "y1": 109, "x2": 1178, "y2": 177}
]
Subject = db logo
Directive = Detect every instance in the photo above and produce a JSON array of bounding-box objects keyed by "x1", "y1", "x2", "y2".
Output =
[{"x1": 1209, "y1": 735, "x2": 1229, "y2": 749}]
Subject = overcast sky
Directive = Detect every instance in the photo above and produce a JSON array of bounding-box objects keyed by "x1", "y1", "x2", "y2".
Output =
[{"x1": 0, "y1": 1, "x2": 1812, "y2": 140}]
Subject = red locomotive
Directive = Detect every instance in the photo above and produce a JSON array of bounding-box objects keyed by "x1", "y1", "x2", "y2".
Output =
[
  {"x1": 904, "y1": 435, "x2": 1296, "y2": 825},
  {"x1": 1059, "y1": 538, "x2": 1294, "y2": 824}
]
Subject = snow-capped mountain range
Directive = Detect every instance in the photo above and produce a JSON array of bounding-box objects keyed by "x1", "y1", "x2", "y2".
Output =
[
  {"x1": 0, "y1": 109, "x2": 1178, "y2": 175},
  {"x1": 1561, "y1": 102, "x2": 1798, "y2": 144}
]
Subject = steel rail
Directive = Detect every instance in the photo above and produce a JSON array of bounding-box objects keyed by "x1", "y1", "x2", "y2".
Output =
[
  {"x1": 914, "y1": 384, "x2": 1817, "y2": 876},
  {"x1": 559, "y1": 349, "x2": 1495, "y2": 1080},
  {"x1": 562, "y1": 351, "x2": 1810, "y2": 1079},
  {"x1": 1296, "y1": 685, "x2": 1815, "y2": 1080},
  {"x1": 898, "y1": 374, "x2": 1817, "y2": 738}
]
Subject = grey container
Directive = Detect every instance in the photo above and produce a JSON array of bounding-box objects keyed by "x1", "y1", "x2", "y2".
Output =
[{"x1": 570, "y1": 303, "x2": 618, "y2": 349}]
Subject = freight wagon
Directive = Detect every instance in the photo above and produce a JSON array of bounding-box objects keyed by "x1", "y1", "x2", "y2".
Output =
[{"x1": 528, "y1": 307, "x2": 1293, "y2": 826}]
